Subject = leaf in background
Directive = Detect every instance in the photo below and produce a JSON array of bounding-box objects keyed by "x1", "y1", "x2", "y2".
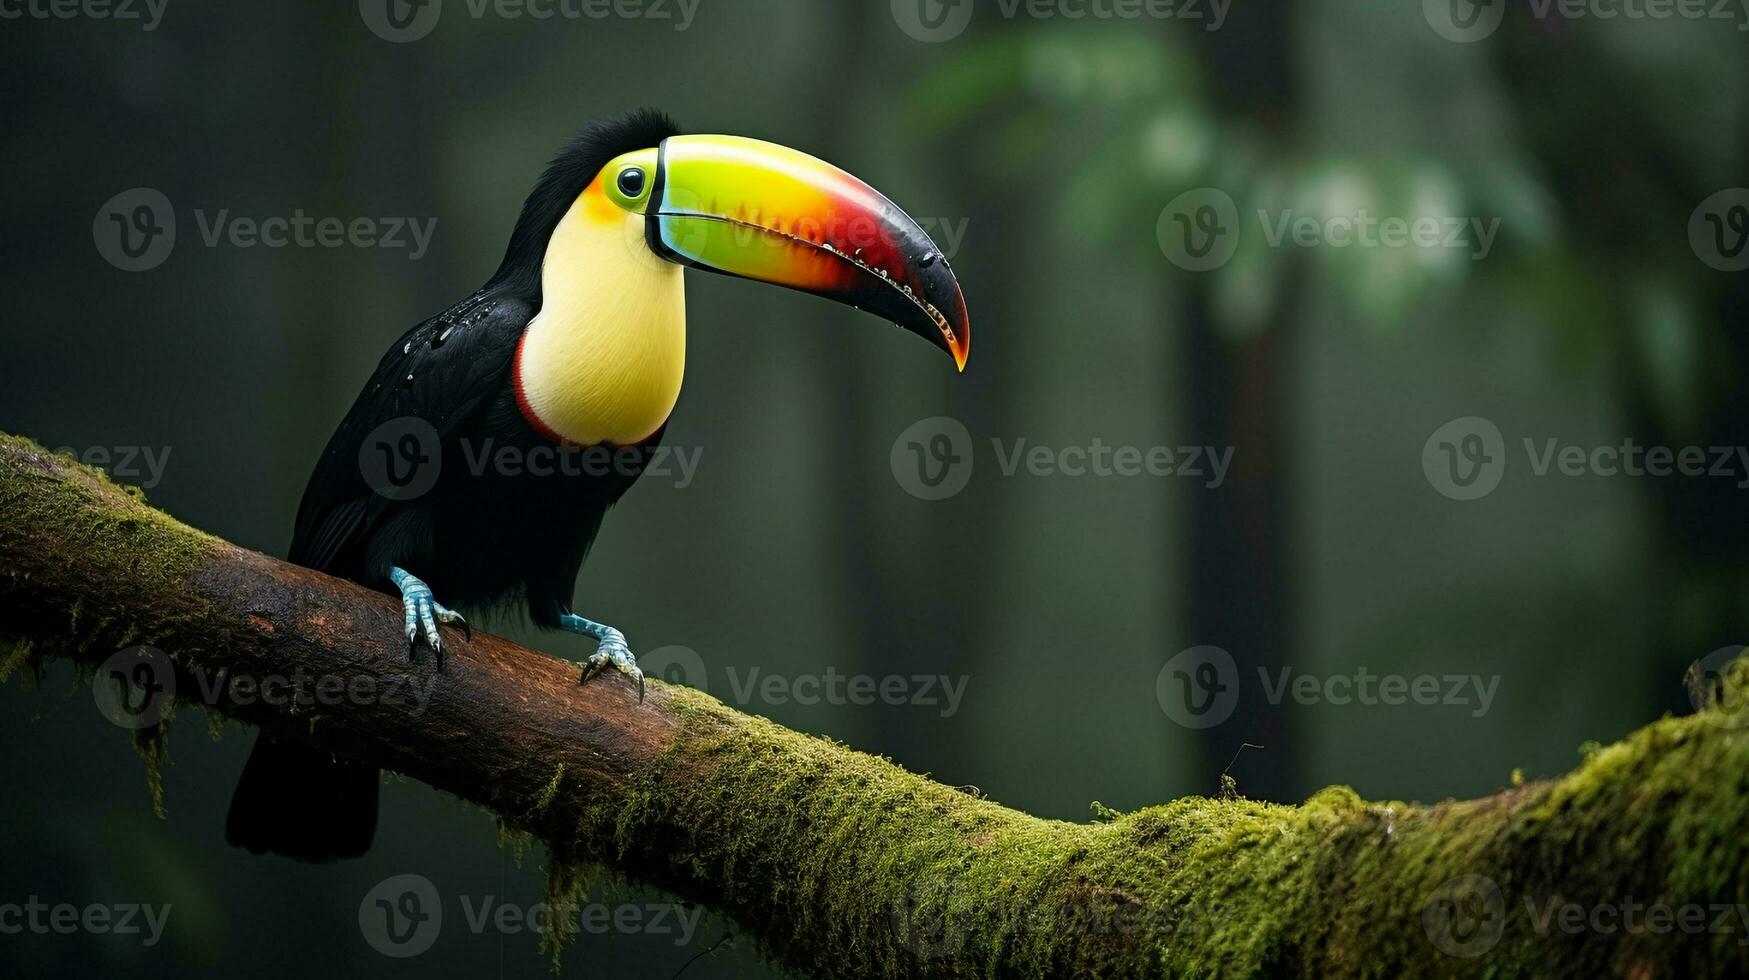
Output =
[
  {"x1": 903, "y1": 36, "x2": 1030, "y2": 137},
  {"x1": 1629, "y1": 276, "x2": 1704, "y2": 440}
]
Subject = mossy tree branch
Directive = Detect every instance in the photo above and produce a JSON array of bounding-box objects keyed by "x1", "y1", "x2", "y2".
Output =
[{"x1": 1, "y1": 432, "x2": 1747, "y2": 978}]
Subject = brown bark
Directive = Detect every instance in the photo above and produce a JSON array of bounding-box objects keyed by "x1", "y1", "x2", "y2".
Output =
[{"x1": 3, "y1": 433, "x2": 1748, "y2": 979}]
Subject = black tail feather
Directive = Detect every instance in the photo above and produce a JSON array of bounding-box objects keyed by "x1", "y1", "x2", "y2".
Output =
[{"x1": 226, "y1": 734, "x2": 378, "y2": 862}]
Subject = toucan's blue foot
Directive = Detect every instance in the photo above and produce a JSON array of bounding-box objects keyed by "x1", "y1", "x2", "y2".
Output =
[
  {"x1": 390, "y1": 567, "x2": 468, "y2": 666},
  {"x1": 561, "y1": 613, "x2": 644, "y2": 702}
]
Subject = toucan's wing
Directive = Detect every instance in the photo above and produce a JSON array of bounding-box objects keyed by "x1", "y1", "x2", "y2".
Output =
[{"x1": 288, "y1": 290, "x2": 533, "y2": 576}]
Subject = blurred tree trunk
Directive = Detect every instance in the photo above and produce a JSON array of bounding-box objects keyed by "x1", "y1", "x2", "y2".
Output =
[
  {"x1": 1632, "y1": 271, "x2": 1749, "y2": 707},
  {"x1": 1180, "y1": 5, "x2": 1301, "y2": 801},
  {"x1": 266, "y1": 3, "x2": 446, "y2": 538},
  {"x1": 814, "y1": 4, "x2": 1008, "y2": 771},
  {"x1": 1496, "y1": 25, "x2": 1749, "y2": 722}
]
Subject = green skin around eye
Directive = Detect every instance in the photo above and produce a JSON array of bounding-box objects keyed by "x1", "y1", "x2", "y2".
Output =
[{"x1": 603, "y1": 148, "x2": 659, "y2": 212}]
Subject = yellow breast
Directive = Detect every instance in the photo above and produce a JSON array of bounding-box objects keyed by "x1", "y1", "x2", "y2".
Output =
[{"x1": 514, "y1": 175, "x2": 686, "y2": 446}]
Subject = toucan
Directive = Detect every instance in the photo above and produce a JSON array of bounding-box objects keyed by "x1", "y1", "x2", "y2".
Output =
[{"x1": 224, "y1": 110, "x2": 970, "y2": 860}]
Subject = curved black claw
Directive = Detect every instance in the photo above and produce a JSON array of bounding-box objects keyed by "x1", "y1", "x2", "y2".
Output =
[
  {"x1": 396, "y1": 571, "x2": 467, "y2": 670},
  {"x1": 577, "y1": 628, "x2": 645, "y2": 702}
]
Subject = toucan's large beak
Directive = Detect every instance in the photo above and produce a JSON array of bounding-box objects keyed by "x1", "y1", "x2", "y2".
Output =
[{"x1": 646, "y1": 134, "x2": 970, "y2": 371}]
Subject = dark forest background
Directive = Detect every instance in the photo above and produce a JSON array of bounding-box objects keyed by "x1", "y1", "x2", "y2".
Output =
[{"x1": 3, "y1": 1, "x2": 1747, "y2": 976}]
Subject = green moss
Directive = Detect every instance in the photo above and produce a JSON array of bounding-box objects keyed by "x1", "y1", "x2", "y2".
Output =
[
  {"x1": 0, "y1": 435, "x2": 220, "y2": 611},
  {"x1": 537, "y1": 858, "x2": 608, "y2": 972},
  {"x1": 513, "y1": 655, "x2": 1749, "y2": 978},
  {"x1": 0, "y1": 436, "x2": 224, "y2": 826},
  {"x1": 496, "y1": 822, "x2": 533, "y2": 868},
  {"x1": 6, "y1": 430, "x2": 1748, "y2": 977},
  {"x1": 0, "y1": 639, "x2": 32, "y2": 683},
  {"x1": 201, "y1": 707, "x2": 229, "y2": 743},
  {"x1": 533, "y1": 764, "x2": 566, "y2": 816},
  {"x1": 134, "y1": 722, "x2": 172, "y2": 819}
]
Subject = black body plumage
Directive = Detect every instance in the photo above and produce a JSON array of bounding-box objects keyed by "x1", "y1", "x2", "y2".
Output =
[{"x1": 226, "y1": 110, "x2": 682, "y2": 862}]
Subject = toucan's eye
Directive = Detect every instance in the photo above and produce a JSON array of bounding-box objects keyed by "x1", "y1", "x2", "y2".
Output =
[{"x1": 617, "y1": 168, "x2": 646, "y2": 198}]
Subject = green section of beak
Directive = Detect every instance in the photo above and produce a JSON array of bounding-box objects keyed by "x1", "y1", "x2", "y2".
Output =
[{"x1": 648, "y1": 134, "x2": 969, "y2": 370}]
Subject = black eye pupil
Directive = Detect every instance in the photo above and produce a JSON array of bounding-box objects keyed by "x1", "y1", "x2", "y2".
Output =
[{"x1": 617, "y1": 168, "x2": 646, "y2": 197}]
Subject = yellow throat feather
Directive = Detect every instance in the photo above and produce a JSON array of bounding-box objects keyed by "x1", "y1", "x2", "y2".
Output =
[{"x1": 514, "y1": 174, "x2": 686, "y2": 446}]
